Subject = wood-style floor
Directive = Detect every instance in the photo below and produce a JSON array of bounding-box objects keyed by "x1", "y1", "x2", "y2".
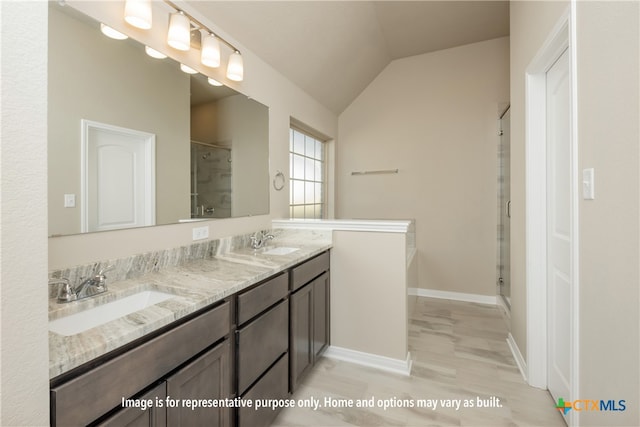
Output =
[{"x1": 274, "y1": 297, "x2": 566, "y2": 426}]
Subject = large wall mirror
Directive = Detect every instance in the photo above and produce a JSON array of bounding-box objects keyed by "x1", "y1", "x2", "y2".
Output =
[{"x1": 48, "y1": 3, "x2": 269, "y2": 237}]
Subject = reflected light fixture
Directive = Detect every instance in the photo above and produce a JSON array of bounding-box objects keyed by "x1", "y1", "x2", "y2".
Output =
[
  {"x1": 226, "y1": 51, "x2": 244, "y2": 81},
  {"x1": 145, "y1": 46, "x2": 167, "y2": 59},
  {"x1": 208, "y1": 77, "x2": 223, "y2": 87},
  {"x1": 180, "y1": 64, "x2": 198, "y2": 74},
  {"x1": 100, "y1": 23, "x2": 128, "y2": 40},
  {"x1": 124, "y1": 0, "x2": 152, "y2": 30},
  {"x1": 200, "y1": 30, "x2": 221, "y2": 68},
  {"x1": 167, "y1": 11, "x2": 190, "y2": 51}
]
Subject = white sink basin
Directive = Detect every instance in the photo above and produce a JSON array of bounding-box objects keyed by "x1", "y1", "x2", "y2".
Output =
[
  {"x1": 262, "y1": 246, "x2": 300, "y2": 255},
  {"x1": 49, "y1": 290, "x2": 174, "y2": 336}
]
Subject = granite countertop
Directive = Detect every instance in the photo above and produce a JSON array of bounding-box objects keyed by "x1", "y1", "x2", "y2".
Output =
[{"x1": 49, "y1": 234, "x2": 331, "y2": 380}]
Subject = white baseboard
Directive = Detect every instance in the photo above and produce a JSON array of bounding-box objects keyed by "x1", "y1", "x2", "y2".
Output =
[
  {"x1": 497, "y1": 295, "x2": 511, "y2": 320},
  {"x1": 409, "y1": 287, "x2": 497, "y2": 305},
  {"x1": 506, "y1": 333, "x2": 527, "y2": 382},
  {"x1": 323, "y1": 346, "x2": 412, "y2": 376}
]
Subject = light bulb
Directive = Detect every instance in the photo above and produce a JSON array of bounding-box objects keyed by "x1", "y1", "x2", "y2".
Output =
[
  {"x1": 226, "y1": 51, "x2": 244, "y2": 82},
  {"x1": 200, "y1": 30, "x2": 221, "y2": 68},
  {"x1": 180, "y1": 64, "x2": 198, "y2": 74},
  {"x1": 145, "y1": 46, "x2": 167, "y2": 59},
  {"x1": 124, "y1": 0, "x2": 152, "y2": 30},
  {"x1": 208, "y1": 77, "x2": 223, "y2": 86},
  {"x1": 100, "y1": 23, "x2": 128, "y2": 40},
  {"x1": 167, "y1": 12, "x2": 190, "y2": 51}
]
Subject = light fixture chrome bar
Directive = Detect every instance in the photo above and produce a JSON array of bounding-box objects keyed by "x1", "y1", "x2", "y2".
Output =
[
  {"x1": 163, "y1": 0, "x2": 241, "y2": 54},
  {"x1": 351, "y1": 169, "x2": 399, "y2": 176}
]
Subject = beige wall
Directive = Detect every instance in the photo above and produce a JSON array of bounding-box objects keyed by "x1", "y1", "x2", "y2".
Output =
[
  {"x1": 191, "y1": 102, "x2": 220, "y2": 146},
  {"x1": 576, "y1": 2, "x2": 639, "y2": 425},
  {"x1": 330, "y1": 231, "x2": 407, "y2": 360},
  {"x1": 48, "y1": 1, "x2": 338, "y2": 270},
  {"x1": 337, "y1": 37, "x2": 509, "y2": 297},
  {"x1": 219, "y1": 96, "x2": 270, "y2": 217},
  {"x1": 48, "y1": 6, "x2": 190, "y2": 234},
  {"x1": 0, "y1": 2, "x2": 50, "y2": 425},
  {"x1": 509, "y1": 0, "x2": 568, "y2": 360}
]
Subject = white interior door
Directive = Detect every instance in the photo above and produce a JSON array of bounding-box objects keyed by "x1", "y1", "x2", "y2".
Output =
[
  {"x1": 82, "y1": 120, "x2": 156, "y2": 232},
  {"x1": 546, "y1": 48, "x2": 572, "y2": 411}
]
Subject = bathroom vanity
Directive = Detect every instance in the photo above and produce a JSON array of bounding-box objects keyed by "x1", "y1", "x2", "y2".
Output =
[{"x1": 48, "y1": 232, "x2": 331, "y2": 427}]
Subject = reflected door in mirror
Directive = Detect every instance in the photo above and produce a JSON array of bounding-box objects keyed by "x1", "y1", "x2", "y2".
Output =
[{"x1": 82, "y1": 120, "x2": 156, "y2": 232}]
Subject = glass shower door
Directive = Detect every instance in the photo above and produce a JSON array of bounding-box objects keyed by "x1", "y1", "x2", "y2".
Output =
[
  {"x1": 190, "y1": 142, "x2": 232, "y2": 219},
  {"x1": 498, "y1": 108, "x2": 511, "y2": 308}
]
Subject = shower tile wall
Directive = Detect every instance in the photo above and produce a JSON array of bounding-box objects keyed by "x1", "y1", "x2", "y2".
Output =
[{"x1": 191, "y1": 143, "x2": 232, "y2": 218}]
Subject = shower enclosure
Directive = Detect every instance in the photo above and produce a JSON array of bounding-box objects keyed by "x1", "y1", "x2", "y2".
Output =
[
  {"x1": 497, "y1": 107, "x2": 511, "y2": 308},
  {"x1": 190, "y1": 141, "x2": 232, "y2": 219}
]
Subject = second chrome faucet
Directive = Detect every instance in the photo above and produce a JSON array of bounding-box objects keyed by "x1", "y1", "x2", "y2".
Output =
[{"x1": 250, "y1": 230, "x2": 275, "y2": 250}]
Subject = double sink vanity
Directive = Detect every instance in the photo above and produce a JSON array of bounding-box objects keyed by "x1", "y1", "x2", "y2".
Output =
[{"x1": 48, "y1": 229, "x2": 332, "y2": 427}]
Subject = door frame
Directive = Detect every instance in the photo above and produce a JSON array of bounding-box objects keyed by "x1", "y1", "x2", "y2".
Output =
[
  {"x1": 80, "y1": 119, "x2": 156, "y2": 232},
  {"x1": 525, "y1": 5, "x2": 579, "y2": 426}
]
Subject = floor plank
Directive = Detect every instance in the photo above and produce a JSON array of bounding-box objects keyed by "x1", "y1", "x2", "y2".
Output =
[{"x1": 274, "y1": 297, "x2": 566, "y2": 426}]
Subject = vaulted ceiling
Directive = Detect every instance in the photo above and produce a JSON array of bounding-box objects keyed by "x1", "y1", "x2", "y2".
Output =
[{"x1": 187, "y1": 1, "x2": 510, "y2": 114}]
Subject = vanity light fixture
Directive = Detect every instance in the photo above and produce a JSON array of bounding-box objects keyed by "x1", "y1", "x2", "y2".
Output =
[
  {"x1": 108, "y1": 0, "x2": 246, "y2": 81},
  {"x1": 124, "y1": 0, "x2": 152, "y2": 30},
  {"x1": 167, "y1": 11, "x2": 191, "y2": 51},
  {"x1": 200, "y1": 30, "x2": 221, "y2": 68},
  {"x1": 162, "y1": 0, "x2": 244, "y2": 81},
  {"x1": 208, "y1": 77, "x2": 223, "y2": 86},
  {"x1": 226, "y1": 51, "x2": 244, "y2": 82},
  {"x1": 180, "y1": 64, "x2": 198, "y2": 74},
  {"x1": 100, "y1": 23, "x2": 128, "y2": 40},
  {"x1": 145, "y1": 46, "x2": 167, "y2": 59}
]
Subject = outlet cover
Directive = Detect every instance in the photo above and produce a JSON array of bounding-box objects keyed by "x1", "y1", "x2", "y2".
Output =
[{"x1": 192, "y1": 226, "x2": 209, "y2": 241}]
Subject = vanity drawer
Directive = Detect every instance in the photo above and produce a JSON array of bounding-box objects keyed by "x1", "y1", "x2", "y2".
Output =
[
  {"x1": 238, "y1": 354, "x2": 289, "y2": 427},
  {"x1": 51, "y1": 301, "x2": 231, "y2": 427},
  {"x1": 290, "y1": 251, "x2": 330, "y2": 291},
  {"x1": 236, "y1": 299, "x2": 288, "y2": 394},
  {"x1": 237, "y1": 272, "x2": 288, "y2": 325}
]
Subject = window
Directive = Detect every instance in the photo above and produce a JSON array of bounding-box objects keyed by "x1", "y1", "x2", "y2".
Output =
[{"x1": 289, "y1": 127, "x2": 324, "y2": 219}]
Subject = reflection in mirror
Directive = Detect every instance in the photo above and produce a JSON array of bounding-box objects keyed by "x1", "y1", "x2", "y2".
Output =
[{"x1": 48, "y1": 3, "x2": 269, "y2": 237}]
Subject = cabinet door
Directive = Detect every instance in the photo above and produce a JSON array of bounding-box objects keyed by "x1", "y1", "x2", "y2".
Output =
[
  {"x1": 96, "y1": 383, "x2": 167, "y2": 427},
  {"x1": 312, "y1": 272, "x2": 330, "y2": 360},
  {"x1": 166, "y1": 340, "x2": 231, "y2": 427},
  {"x1": 290, "y1": 283, "x2": 313, "y2": 391}
]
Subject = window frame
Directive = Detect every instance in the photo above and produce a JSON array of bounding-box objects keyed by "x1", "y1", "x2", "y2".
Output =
[{"x1": 289, "y1": 126, "x2": 326, "y2": 219}]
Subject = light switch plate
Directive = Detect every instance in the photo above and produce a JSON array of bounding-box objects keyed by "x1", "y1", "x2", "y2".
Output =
[
  {"x1": 64, "y1": 194, "x2": 76, "y2": 208},
  {"x1": 192, "y1": 226, "x2": 209, "y2": 241},
  {"x1": 582, "y1": 168, "x2": 595, "y2": 200}
]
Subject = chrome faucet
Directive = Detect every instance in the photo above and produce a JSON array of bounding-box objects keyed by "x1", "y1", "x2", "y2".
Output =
[
  {"x1": 250, "y1": 230, "x2": 275, "y2": 250},
  {"x1": 50, "y1": 266, "x2": 114, "y2": 303}
]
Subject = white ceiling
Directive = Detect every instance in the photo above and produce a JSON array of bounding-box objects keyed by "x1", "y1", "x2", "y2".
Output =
[{"x1": 187, "y1": 1, "x2": 510, "y2": 114}]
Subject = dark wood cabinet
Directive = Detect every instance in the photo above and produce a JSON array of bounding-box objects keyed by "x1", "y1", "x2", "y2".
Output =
[
  {"x1": 289, "y1": 254, "x2": 330, "y2": 392},
  {"x1": 290, "y1": 282, "x2": 313, "y2": 390},
  {"x1": 312, "y1": 272, "x2": 330, "y2": 360},
  {"x1": 96, "y1": 383, "x2": 167, "y2": 427},
  {"x1": 166, "y1": 341, "x2": 231, "y2": 427}
]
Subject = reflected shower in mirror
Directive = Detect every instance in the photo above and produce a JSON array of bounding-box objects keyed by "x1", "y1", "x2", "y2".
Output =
[{"x1": 48, "y1": 3, "x2": 269, "y2": 237}]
